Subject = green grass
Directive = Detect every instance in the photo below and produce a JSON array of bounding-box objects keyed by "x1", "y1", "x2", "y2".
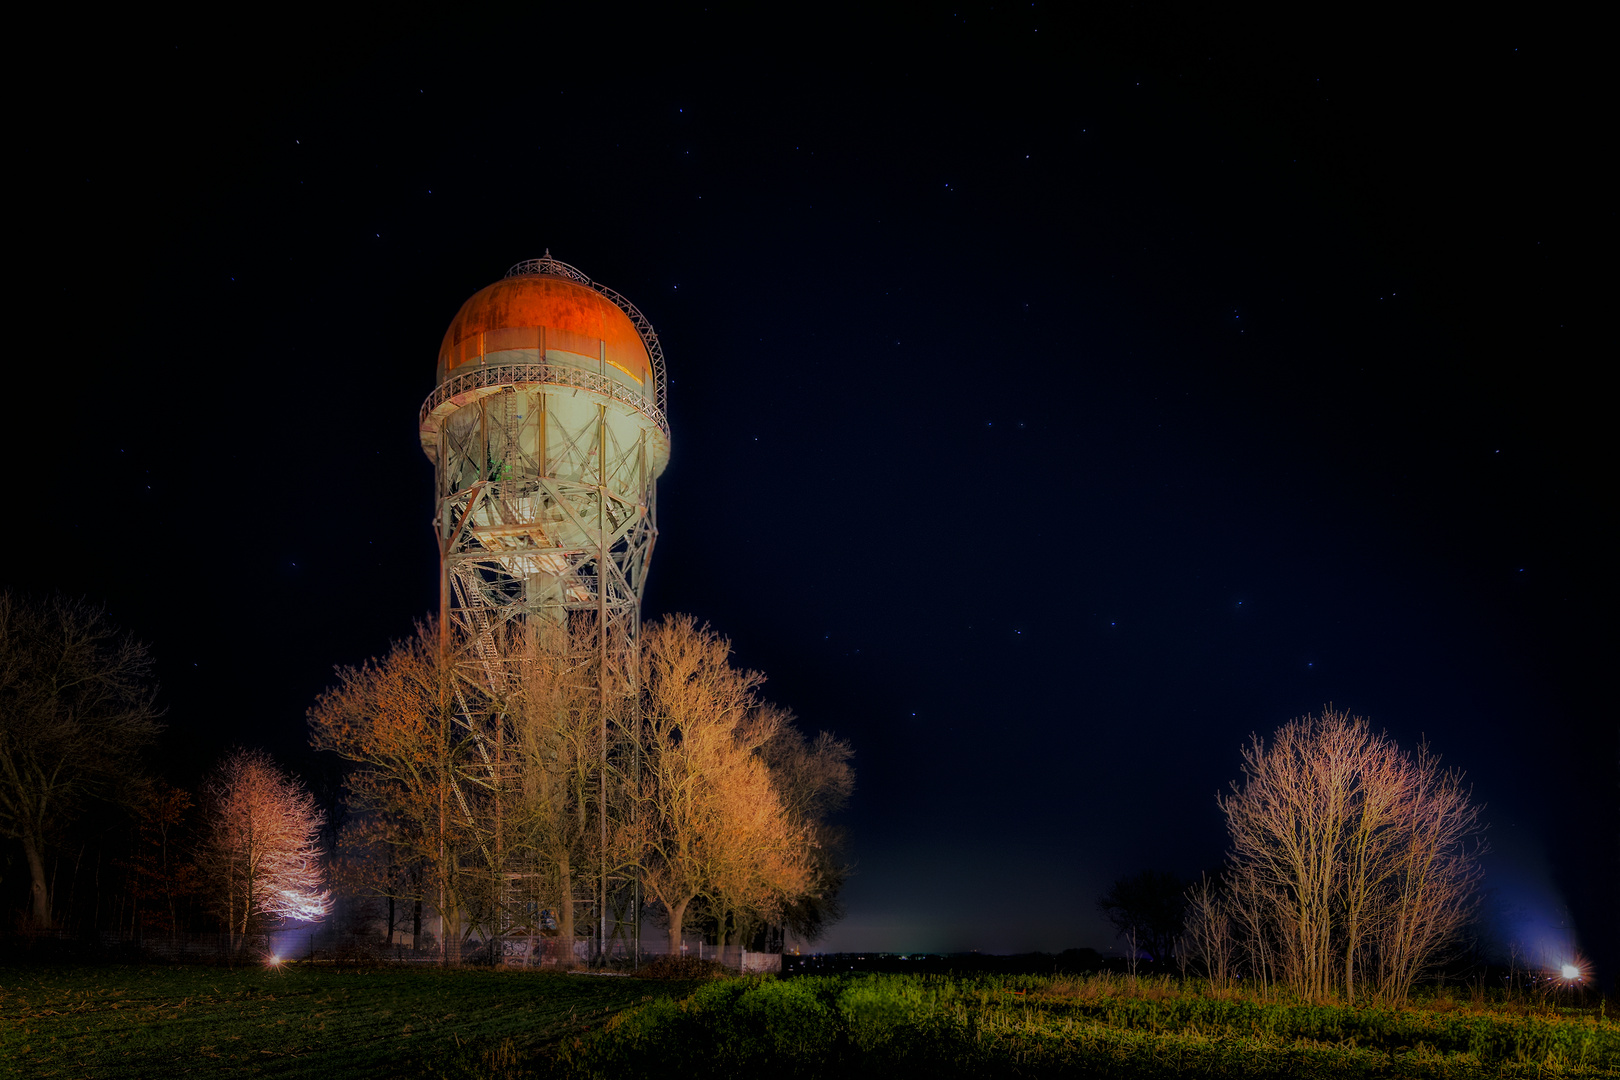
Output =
[
  {"x1": 0, "y1": 962, "x2": 693, "y2": 1078},
  {"x1": 555, "y1": 972, "x2": 1620, "y2": 1078}
]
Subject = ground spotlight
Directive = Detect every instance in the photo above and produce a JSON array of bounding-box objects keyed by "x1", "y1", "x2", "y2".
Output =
[{"x1": 1550, "y1": 952, "x2": 1590, "y2": 990}]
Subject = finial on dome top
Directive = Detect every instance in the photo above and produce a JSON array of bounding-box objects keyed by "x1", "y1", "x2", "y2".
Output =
[{"x1": 505, "y1": 252, "x2": 591, "y2": 284}]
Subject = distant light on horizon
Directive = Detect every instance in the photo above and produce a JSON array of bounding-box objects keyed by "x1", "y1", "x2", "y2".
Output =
[{"x1": 1561, "y1": 963, "x2": 1580, "y2": 979}]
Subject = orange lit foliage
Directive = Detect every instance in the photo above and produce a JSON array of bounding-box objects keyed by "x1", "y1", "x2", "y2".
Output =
[
  {"x1": 510, "y1": 620, "x2": 608, "y2": 960},
  {"x1": 629, "y1": 616, "x2": 810, "y2": 953},
  {"x1": 307, "y1": 622, "x2": 470, "y2": 954},
  {"x1": 309, "y1": 614, "x2": 851, "y2": 960},
  {"x1": 753, "y1": 715, "x2": 853, "y2": 944}
]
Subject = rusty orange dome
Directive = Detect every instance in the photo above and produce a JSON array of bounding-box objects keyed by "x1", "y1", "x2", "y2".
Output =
[{"x1": 436, "y1": 256, "x2": 654, "y2": 391}]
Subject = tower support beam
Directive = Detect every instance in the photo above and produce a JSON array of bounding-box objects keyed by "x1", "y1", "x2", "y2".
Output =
[{"x1": 420, "y1": 256, "x2": 668, "y2": 964}]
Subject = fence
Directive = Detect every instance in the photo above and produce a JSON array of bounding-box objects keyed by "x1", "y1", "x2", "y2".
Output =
[{"x1": 483, "y1": 933, "x2": 778, "y2": 972}]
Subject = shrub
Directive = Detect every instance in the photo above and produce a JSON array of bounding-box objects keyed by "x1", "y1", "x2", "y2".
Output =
[{"x1": 633, "y1": 955, "x2": 732, "y2": 981}]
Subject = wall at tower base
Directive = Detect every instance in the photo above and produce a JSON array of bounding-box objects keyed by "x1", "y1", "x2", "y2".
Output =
[
  {"x1": 741, "y1": 949, "x2": 784, "y2": 974},
  {"x1": 467, "y1": 933, "x2": 783, "y2": 972},
  {"x1": 632, "y1": 942, "x2": 783, "y2": 973}
]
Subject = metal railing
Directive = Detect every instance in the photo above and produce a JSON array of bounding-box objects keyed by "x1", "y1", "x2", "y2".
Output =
[
  {"x1": 420, "y1": 361, "x2": 669, "y2": 438},
  {"x1": 503, "y1": 254, "x2": 668, "y2": 419}
]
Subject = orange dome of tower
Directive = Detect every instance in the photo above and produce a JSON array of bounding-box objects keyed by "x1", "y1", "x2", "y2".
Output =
[{"x1": 435, "y1": 254, "x2": 655, "y2": 394}]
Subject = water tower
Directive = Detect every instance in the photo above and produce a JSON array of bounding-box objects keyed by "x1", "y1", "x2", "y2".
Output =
[{"x1": 419, "y1": 253, "x2": 670, "y2": 953}]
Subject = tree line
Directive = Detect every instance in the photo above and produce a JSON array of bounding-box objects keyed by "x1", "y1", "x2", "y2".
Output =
[
  {"x1": 0, "y1": 592, "x2": 853, "y2": 962},
  {"x1": 0, "y1": 591, "x2": 327, "y2": 943},
  {"x1": 308, "y1": 613, "x2": 853, "y2": 962}
]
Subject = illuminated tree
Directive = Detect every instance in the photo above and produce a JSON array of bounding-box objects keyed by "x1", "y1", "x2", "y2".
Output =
[
  {"x1": 1224, "y1": 856, "x2": 1283, "y2": 991},
  {"x1": 628, "y1": 616, "x2": 810, "y2": 953},
  {"x1": 312, "y1": 613, "x2": 850, "y2": 965},
  {"x1": 760, "y1": 717, "x2": 854, "y2": 943},
  {"x1": 1373, "y1": 741, "x2": 1483, "y2": 1002},
  {"x1": 307, "y1": 621, "x2": 470, "y2": 963},
  {"x1": 0, "y1": 592, "x2": 163, "y2": 927},
  {"x1": 1180, "y1": 872, "x2": 1234, "y2": 988},
  {"x1": 1216, "y1": 707, "x2": 1484, "y2": 1003},
  {"x1": 510, "y1": 620, "x2": 610, "y2": 962},
  {"x1": 201, "y1": 748, "x2": 330, "y2": 948},
  {"x1": 696, "y1": 705, "x2": 813, "y2": 948}
]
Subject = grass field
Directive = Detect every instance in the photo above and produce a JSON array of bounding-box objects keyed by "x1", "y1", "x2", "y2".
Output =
[
  {"x1": 556, "y1": 972, "x2": 1619, "y2": 1079},
  {"x1": 4, "y1": 965, "x2": 1615, "y2": 1078},
  {"x1": 0, "y1": 962, "x2": 689, "y2": 1079}
]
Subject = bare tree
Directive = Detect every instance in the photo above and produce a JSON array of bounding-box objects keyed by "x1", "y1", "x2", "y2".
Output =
[
  {"x1": 759, "y1": 716, "x2": 854, "y2": 944},
  {"x1": 1220, "y1": 712, "x2": 1358, "y2": 1000},
  {"x1": 697, "y1": 705, "x2": 814, "y2": 948},
  {"x1": 312, "y1": 613, "x2": 849, "y2": 965},
  {"x1": 1181, "y1": 872, "x2": 1234, "y2": 989},
  {"x1": 628, "y1": 616, "x2": 809, "y2": 954},
  {"x1": 1226, "y1": 858, "x2": 1282, "y2": 991},
  {"x1": 510, "y1": 621, "x2": 607, "y2": 964},
  {"x1": 201, "y1": 749, "x2": 330, "y2": 949},
  {"x1": 1217, "y1": 707, "x2": 1484, "y2": 1003},
  {"x1": 0, "y1": 592, "x2": 163, "y2": 927},
  {"x1": 1374, "y1": 742, "x2": 1484, "y2": 1001},
  {"x1": 307, "y1": 621, "x2": 470, "y2": 963},
  {"x1": 123, "y1": 781, "x2": 203, "y2": 938}
]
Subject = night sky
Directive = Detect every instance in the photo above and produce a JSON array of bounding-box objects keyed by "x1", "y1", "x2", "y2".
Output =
[{"x1": 14, "y1": 8, "x2": 1611, "y2": 975}]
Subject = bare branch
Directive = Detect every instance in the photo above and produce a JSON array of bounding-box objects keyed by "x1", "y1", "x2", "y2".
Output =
[{"x1": 0, "y1": 591, "x2": 164, "y2": 927}]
